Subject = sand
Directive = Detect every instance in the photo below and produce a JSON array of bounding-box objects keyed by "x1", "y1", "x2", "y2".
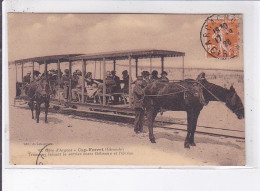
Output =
[{"x1": 9, "y1": 105, "x2": 245, "y2": 166}]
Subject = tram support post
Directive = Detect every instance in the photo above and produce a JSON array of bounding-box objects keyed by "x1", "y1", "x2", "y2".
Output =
[
  {"x1": 100, "y1": 61, "x2": 102, "y2": 79},
  {"x1": 31, "y1": 61, "x2": 34, "y2": 81},
  {"x1": 182, "y1": 56, "x2": 185, "y2": 80},
  {"x1": 135, "y1": 58, "x2": 138, "y2": 77},
  {"x1": 69, "y1": 61, "x2": 72, "y2": 102},
  {"x1": 57, "y1": 59, "x2": 61, "y2": 103},
  {"x1": 128, "y1": 56, "x2": 132, "y2": 108},
  {"x1": 161, "y1": 56, "x2": 164, "y2": 73},
  {"x1": 113, "y1": 60, "x2": 116, "y2": 71},
  {"x1": 149, "y1": 56, "x2": 152, "y2": 74},
  {"x1": 21, "y1": 62, "x2": 24, "y2": 83},
  {"x1": 15, "y1": 63, "x2": 17, "y2": 82},
  {"x1": 44, "y1": 60, "x2": 48, "y2": 77},
  {"x1": 102, "y1": 58, "x2": 106, "y2": 106},
  {"x1": 57, "y1": 59, "x2": 61, "y2": 84},
  {"x1": 81, "y1": 60, "x2": 86, "y2": 103},
  {"x1": 94, "y1": 61, "x2": 96, "y2": 79}
]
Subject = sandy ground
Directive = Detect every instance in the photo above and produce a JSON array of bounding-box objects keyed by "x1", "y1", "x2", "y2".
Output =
[{"x1": 9, "y1": 105, "x2": 245, "y2": 166}]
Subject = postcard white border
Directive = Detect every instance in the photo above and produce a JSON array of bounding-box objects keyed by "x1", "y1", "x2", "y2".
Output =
[{"x1": 2, "y1": 0, "x2": 260, "y2": 190}]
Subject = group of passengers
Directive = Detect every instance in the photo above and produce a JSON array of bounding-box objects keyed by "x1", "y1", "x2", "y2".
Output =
[{"x1": 140, "y1": 70, "x2": 169, "y2": 86}]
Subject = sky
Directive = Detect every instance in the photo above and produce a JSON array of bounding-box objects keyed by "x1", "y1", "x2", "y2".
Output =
[{"x1": 8, "y1": 13, "x2": 243, "y2": 70}]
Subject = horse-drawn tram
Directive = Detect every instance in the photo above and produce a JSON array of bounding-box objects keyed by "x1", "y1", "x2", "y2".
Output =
[
  {"x1": 11, "y1": 49, "x2": 245, "y2": 145},
  {"x1": 13, "y1": 49, "x2": 185, "y2": 114}
]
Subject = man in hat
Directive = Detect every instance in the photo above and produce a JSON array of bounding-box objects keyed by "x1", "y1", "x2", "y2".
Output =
[
  {"x1": 133, "y1": 76, "x2": 145, "y2": 133},
  {"x1": 122, "y1": 70, "x2": 129, "y2": 93},
  {"x1": 111, "y1": 70, "x2": 121, "y2": 103},
  {"x1": 33, "y1": 71, "x2": 41, "y2": 81},
  {"x1": 61, "y1": 69, "x2": 70, "y2": 100},
  {"x1": 160, "y1": 71, "x2": 169, "y2": 82},
  {"x1": 23, "y1": 71, "x2": 31, "y2": 84},
  {"x1": 141, "y1": 71, "x2": 151, "y2": 87},
  {"x1": 150, "y1": 70, "x2": 159, "y2": 82}
]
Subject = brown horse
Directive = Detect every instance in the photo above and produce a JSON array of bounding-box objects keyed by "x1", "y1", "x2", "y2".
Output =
[
  {"x1": 26, "y1": 77, "x2": 53, "y2": 123},
  {"x1": 143, "y1": 72, "x2": 244, "y2": 148}
]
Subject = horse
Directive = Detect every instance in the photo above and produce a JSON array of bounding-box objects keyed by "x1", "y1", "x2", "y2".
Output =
[
  {"x1": 25, "y1": 76, "x2": 53, "y2": 123},
  {"x1": 143, "y1": 72, "x2": 244, "y2": 148}
]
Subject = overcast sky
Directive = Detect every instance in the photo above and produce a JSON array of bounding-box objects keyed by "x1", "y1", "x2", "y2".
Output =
[{"x1": 8, "y1": 13, "x2": 243, "y2": 70}]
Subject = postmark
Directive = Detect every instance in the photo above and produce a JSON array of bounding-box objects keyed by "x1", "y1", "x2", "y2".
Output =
[
  {"x1": 200, "y1": 14, "x2": 240, "y2": 59},
  {"x1": 36, "y1": 143, "x2": 53, "y2": 165}
]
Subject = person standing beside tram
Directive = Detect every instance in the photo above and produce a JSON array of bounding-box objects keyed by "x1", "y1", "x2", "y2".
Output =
[{"x1": 133, "y1": 76, "x2": 145, "y2": 134}]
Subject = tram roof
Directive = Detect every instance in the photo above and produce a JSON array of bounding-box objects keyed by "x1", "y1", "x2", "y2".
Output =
[
  {"x1": 13, "y1": 54, "x2": 84, "y2": 65},
  {"x1": 70, "y1": 49, "x2": 185, "y2": 61}
]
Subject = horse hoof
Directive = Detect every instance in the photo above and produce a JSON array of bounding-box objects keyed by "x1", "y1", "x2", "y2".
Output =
[
  {"x1": 150, "y1": 138, "x2": 156, "y2": 143},
  {"x1": 32, "y1": 117, "x2": 34, "y2": 119},
  {"x1": 190, "y1": 142, "x2": 196, "y2": 146},
  {"x1": 45, "y1": 121, "x2": 48, "y2": 123},
  {"x1": 37, "y1": 121, "x2": 39, "y2": 123},
  {"x1": 184, "y1": 142, "x2": 190, "y2": 149}
]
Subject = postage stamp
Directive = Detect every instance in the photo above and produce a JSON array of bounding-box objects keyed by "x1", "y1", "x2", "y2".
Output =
[
  {"x1": 200, "y1": 14, "x2": 240, "y2": 59},
  {"x1": 7, "y1": 13, "x2": 245, "y2": 166}
]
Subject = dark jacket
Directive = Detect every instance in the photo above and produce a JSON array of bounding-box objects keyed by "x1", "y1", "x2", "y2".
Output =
[
  {"x1": 160, "y1": 76, "x2": 169, "y2": 82},
  {"x1": 61, "y1": 74, "x2": 70, "y2": 86},
  {"x1": 113, "y1": 75, "x2": 121, "y2": 90},
  {"x1": 133, "y1": 84, "x2": 145, "y2": 109},
  {"x1": 23, "y1": 75, "x2": 31, "y2": 83}
]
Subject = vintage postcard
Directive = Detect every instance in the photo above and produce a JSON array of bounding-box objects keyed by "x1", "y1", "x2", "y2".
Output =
[{"x1": 8, "y1": 13, "x2": 245, "y2": 166}]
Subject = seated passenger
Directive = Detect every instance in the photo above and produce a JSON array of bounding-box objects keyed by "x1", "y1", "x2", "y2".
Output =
[
  {"x1": 160, "y1": 71, "x2": 169, "y2": 82},
  {"x1": 122, "y1": 70, "x2": 129, "y2": 93},
  {"x1": 141, "y1": 71, "x2": 151, "y2": 87},
  {"x1": 111, "y1": 70, "x2": 121, "y2": 91},
  {"x1": 61, "y1": 69, "x2": 70, "y2": 100},
  {"x1": 33, "y1": 71, "x2": 41, "y2": 82},
  {"x1": 72, "y1": 70, "x2": 83, "y2": 101},
  {"x1": 85, "y1": 72, "x2": 99, "y2": 87},
  {"x1": 105, "y1": 71, "x2": 115, "y2": 93},
  {"x1": 23, "y1": 72, "x2": 31, "y2": 84},
  {"x1": 111, "y1": 70, "x2": 121, "y2": 103},
  {"x1": 150, "y1": 70, "x2": 159, "y2": 82}
]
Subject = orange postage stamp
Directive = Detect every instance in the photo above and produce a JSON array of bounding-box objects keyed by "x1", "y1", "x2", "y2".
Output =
[{"x1": 200, "y1": 14, "x2": 240, "y2": 59}]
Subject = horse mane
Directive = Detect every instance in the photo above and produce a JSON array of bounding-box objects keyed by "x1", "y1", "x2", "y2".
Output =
[{"x1": 201, "y1": 79, "x2": 230, "y2": 102}]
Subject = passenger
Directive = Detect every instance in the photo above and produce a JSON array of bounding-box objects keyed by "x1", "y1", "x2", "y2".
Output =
[
  {"x1": 23, "y1": 72, "x2": 31, "y2": 84},
  {"x1": 61, "y1": 69, "x2": 70, "y2": 100},
  {"x1": 150, "y1": 70, "x2": 159, "y2": 82},
  {"x1": 122, "y1": 70, "x2": 129, "y2": 93},
  {"x1": 133, "y1": 76, "x2": 145, "y2": 133},
  {"x1": 111, "y1": 70, "x2": 121, "y2": 103},
  {"x1": 105, "y1": 71, "x2": 116, "y2": 94},
  {"x1": 49, "y1": 70, "x2": 58, "y2": 83},
  {"x1": 85, "y1": 72, "x2": 99, "y2": 87},
  {"x1": 160, "y1": 71, "x2": 169, "y2": 82},
  {"x1": 141, "y1": 71, "x2": 151, "y2": 87},
  {"x1": 72, "y1": 70, "x2": 83, "y2": 101},
  {"x1": 33, "y1": 71, "x2": 41, "y2": 81},
  {"x1": 111, "y1": 71, "x2": 121, "y2": 91}
]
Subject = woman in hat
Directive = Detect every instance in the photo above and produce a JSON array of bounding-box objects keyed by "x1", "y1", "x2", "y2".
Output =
[{"x1": 160, "y1": 71, "x2": 169, "y2": 82}]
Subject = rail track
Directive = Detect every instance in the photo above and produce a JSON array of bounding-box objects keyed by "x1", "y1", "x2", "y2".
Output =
[{"x1": 12, "y1": 100, "x2": 245, "y2": 140}]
